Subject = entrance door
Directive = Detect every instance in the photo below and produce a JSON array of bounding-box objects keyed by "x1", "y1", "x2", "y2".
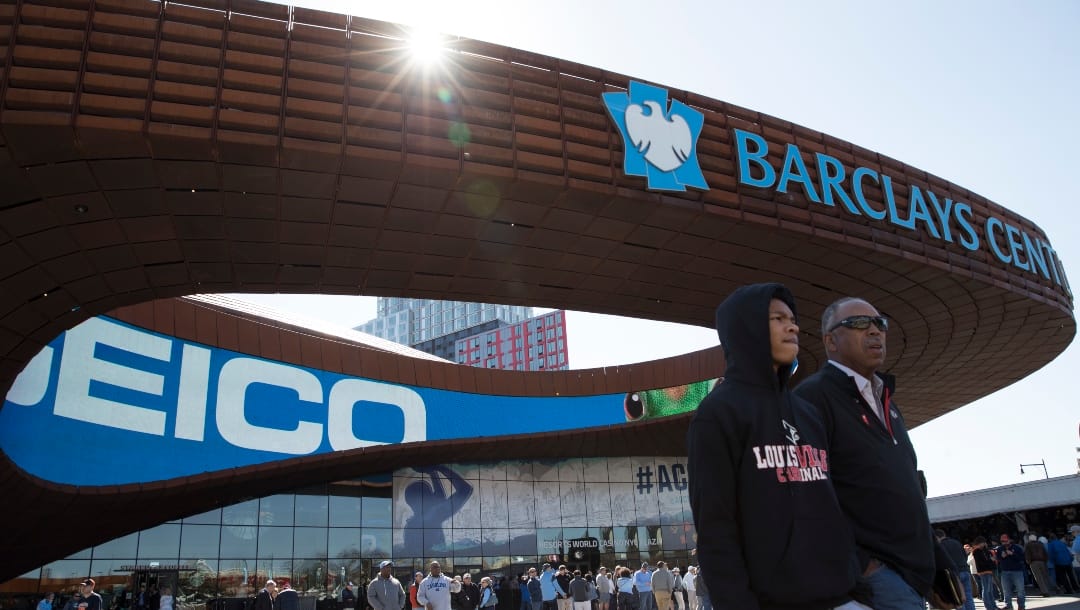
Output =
[{"x1": 130, "y1": 570, "x2": 180, "y2": 609}]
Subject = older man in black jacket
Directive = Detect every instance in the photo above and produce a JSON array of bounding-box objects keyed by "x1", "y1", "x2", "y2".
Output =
[
  {"x1": 794, "y1": 296, "x2": 934, "y2": 609},
  {"x1": 253, "y1": 581, "x2": 277, "y2": 610}
]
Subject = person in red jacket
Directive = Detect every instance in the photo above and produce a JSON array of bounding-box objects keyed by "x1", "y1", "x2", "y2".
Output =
[{"x1": 411, "y1": 573, "x2": 425, "y2": 610}]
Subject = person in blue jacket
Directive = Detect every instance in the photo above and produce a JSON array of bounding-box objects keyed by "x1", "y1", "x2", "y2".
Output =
[
  {"x1": 1047, "y1": 533, "x2": 1077, "y2": 594},
  {"x1": 540, "y1": 564, "x2": 564, "y2": 610}
]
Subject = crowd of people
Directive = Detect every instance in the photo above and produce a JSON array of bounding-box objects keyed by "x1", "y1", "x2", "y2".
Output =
[
  {"x1": 946, "y1": 526, "x2": 1080, "y2": 610},
  {"x1": 510, "y1": 562, "x2": 706, "y2": 610}
]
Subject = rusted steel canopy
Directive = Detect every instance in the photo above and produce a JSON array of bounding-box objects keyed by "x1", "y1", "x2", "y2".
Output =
[{"x1": 0, "y1": 0, "x2": 1072, "y2": 581}]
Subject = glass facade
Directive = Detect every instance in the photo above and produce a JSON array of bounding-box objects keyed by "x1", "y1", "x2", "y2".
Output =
[{"x1": 4, "y1": 457, "x2": 694, "y2": 607}]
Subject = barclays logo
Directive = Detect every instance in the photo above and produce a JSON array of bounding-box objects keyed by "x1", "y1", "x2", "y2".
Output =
[{"x1": 603, "y1": 81, "x2": 708, "y2": 192}]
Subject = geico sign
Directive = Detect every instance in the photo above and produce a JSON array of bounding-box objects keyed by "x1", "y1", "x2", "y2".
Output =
[{"x1": 7, "y1": 317, "x2": 427, "y2": 454}]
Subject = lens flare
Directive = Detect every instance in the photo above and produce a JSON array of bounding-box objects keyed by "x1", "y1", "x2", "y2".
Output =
[
  {"x1": 464, "y1": 180, "x2": 499, "y2": 217},
  {"x1": 407, "y1": 27, "x2": 444, "y2": 64},
  {"x1": 436, "y1": 87, "x2": 453, "y2": 104},
  {"x1": 448, "y1": 122, "x2": 471, "y2": 148}
]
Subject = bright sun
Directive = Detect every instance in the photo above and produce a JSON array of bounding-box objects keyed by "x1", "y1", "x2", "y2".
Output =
[{"x1": 407, "y1": 27, "x2": 444, "y2": 64}]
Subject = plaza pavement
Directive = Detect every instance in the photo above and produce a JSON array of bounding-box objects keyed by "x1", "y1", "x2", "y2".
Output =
[{"x1": 972, "y1": 593, "x2": 1080, "y2": 609}]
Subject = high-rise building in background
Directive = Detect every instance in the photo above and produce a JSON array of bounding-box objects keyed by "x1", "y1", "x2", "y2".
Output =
[
  {"x1": 455, "y1": 310, "x2": 569, "y2": 371},
  {"x1": 355, "y1": 299, "x2": 568, "y2": 370},
  {"x1": 355, "y1": 298, "x2": 533, "y2": 357}
]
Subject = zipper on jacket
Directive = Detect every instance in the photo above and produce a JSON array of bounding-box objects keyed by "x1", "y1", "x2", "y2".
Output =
[{"x1": 882, "y1": 387, "x2": 896, "y2": 445}]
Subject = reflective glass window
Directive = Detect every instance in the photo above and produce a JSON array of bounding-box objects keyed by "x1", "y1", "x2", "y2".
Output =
[
  {"x1": 223, "y1": 499, "x2": 258, "y2": 527},
  {"x1": 328, "y1": 528, "x2": 363, "y2": 559},
  {"x1": 87, "y1": 558, "x2": 128, "y2": 586},
  {"x1": 658, "y1": 484, "x2": 683, "y2": 526},
  {"x1": 362, "y1": 528, "x2": 392, "y2": 559},
  {"x1": 640, "y1": 526, "x2": 662, "y2": 556},
  {"x1": 256, "y1": 559, "x2": 292, "y2": 586},
  {"x1": 536, "y1": 528, "x2": 561, "y2": 557},
  {"x1": 329, "y1": 496, "x2": 363, "y2": 527},
  {"x1": 295, "y1": 494, "x2": 329, "y2": 527},
  {"x1": 612, "y1": 526, "x2": 637, "y2": 553},
  {"x1": 451, "y1": 528, "x2": 481, "y2": 556},
  {"x1": 607, "y1": 458, "x2": 633, "y2": 483},
  {"x1": 597, "y1": 527, "x2": 616, "y2": 554},
  {"x1": 328, "y1": 559, "x2": 366, "y2": 591},
  {"x1": 582, "y1": 458, "x2": 608, "y2": 483},
  {"x1": 293, "y1": 559, "x2": 327, "y2": 593},
  {"x1": 180, "y1": 524, "x2": 221, "y2": 558},
  {"x1": 178, "y1": 558, "x2": 219, "y2": 600},
  {"x1": 293, "y1": 527, "x2": 328, "y2": 558},
  {"x1": 257, "y1": 526, "x2": 293, "y2": 558},
  {"x1": 558, "y1": 459, "x2": 583, "y2": 483},
  {"x1": 633, "y1": 485, "x2": 660, "y2": 526},
  {"x1": 138, "y1": 524, "x2": 181, "y2": 560},
  {"x1": 533, "y1": 481, "x2": 561, "y2": 526},
  {"x1": 94, "y1": 532, "x2": 138, "y2": 558},
  {"x1": 482, "y1": 555, "x2": 510, "y2": 571},
  {"x1": 184, "y1": 508, "x2": 222, "y2": 525},
  {"x1": 362, "y1": 496, "x2": 392, "y2": 527},
  {"x1": 559, "y1": 481, "x2": 587, "y2": 527},
  {"x1": 394, "y1": 526, "x2": 422, "y2": 558},
  {"x1": 259, "y1": 495, "x2": 294, "y2": 527},
  {"x1": 217, "y1": 559, "x2": 257, "y2": 597},
  {"x1": 424, "y1": 528, "x2": 458, "y2": 555},
  {"x1": 220, "y1": 519, "x2": 258, "y2": 558},
  {"x1": 585, "y1": 482, "x2": 612, "y2": 527},
  {"x1": 506, "y1": 482, "x2": 535, "y2": 529},
  {"x1": 508, "y1": 529, "x2": 536, "y2": 556},
  {"x1": 609, "y1": 483, "x2": 636, "y2": 526},
  {"x1": 39, "y1": 559, "x2": 91, "y2": 590},
  {"x1": 661, "y1": 524, "x2": 689, "y2": 551},
  {"x1": 532, "y1": 462, "x2": 559, "y2": 482},
  {"x1": 479, "y1": 480, "x2": 509, "y2": 529}
]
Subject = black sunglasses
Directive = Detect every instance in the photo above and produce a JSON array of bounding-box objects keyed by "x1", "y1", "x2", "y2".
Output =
[{"x1": 828, "y1": 315, "x2": 888, "y2": 332}]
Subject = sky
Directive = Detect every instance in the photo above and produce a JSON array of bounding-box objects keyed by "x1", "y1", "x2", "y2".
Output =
[{"x1": 233, "y1": 0, "x2": 1080, "y2": 498}]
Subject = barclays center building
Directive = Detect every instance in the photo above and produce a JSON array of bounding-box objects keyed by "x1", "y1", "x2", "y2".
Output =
[{"x1": 0, "y1": 0, "x2": 1074, "y2": 608}]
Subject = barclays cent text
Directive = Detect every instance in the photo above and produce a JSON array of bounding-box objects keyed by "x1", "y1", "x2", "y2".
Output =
[{"x1": 734, "y1": 129, "x2": 1069, "y2": 292}]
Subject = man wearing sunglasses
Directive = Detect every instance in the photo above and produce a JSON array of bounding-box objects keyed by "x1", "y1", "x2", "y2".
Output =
[{"x1": 794, "y1": 297, "x2": 936, "y2": 610}]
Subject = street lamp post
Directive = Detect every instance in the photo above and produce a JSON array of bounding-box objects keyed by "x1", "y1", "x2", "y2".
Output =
[{"x1": 1020, "y1": 459, "x2": 1049, "y2": 479}]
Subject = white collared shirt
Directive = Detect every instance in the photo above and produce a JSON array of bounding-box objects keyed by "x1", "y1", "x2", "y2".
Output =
[{"x1": 827, "y1": 360, "x2": 884, "y2": 423}]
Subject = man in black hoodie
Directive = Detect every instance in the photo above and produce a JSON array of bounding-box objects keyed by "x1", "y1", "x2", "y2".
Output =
[
  {"x1": 793, "y1": 296, "x2": 934, "y2": 609},
  {"x1": 687, "y1": 283, "x2": 860, "y2": 610}
]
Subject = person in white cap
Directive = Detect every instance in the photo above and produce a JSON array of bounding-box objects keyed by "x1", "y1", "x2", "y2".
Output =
[
  {"x1": 419, "y1": 561, "x2": 453, "y2": 610},
  {"x1": 369, "y1": 561, "x2": 406, "y2": 610},
  {"x1": 682, "y1": 568, "x2": 696, "y2": 610}
]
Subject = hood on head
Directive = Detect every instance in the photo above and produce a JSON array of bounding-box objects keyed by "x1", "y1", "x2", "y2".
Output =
[{"x1": 714, "y1": 282, "x2": 798, "y2": 388}]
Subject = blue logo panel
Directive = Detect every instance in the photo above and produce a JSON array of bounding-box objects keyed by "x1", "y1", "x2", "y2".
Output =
[{"x1": 603, "y1": 81, "x2": 708, "y2": 192}]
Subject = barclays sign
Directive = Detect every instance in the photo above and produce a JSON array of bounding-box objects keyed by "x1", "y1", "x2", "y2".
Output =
[{"x1": 603, "y1": 81, "x2": 708, "y2": 192}]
